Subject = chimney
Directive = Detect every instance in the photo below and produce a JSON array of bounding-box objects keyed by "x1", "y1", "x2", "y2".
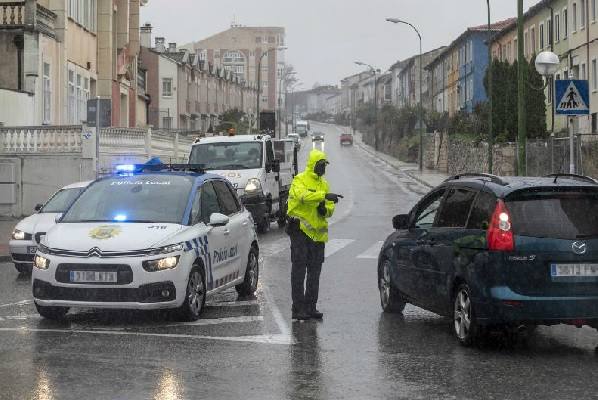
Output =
[
  {"x1": 155, "y1": 37, "x2": 166, "y2": 53},
  {"x1": 168, "y1": 43, "x2": 177, "y2": 53},
  {"x1": 140, "y1": 23, "x2": 152, "y2": 49}
]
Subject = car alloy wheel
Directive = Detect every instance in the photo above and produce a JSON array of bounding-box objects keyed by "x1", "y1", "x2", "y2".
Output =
[
  {"x1": 187, "y1": 270, "x2": 205, "y2": 317},
  {"x1": 380, "y1": 261, "x2": 392, "y2": 309},
  {"x1": 453, "y1": 284, "x2": 482, "y2": 346}
]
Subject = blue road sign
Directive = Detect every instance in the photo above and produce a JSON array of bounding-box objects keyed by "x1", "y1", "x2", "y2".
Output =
[{"x1": 555, "y1": 80, "x2": 590, "y2": 115}]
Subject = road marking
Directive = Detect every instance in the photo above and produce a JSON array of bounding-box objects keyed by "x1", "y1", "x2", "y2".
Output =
[
  {"x1": 0, "y1": 300, "x2": 33, "y2": 308},
  {"x1": 163, "y1": 316, "x2": 263, "y2": 327},
  {"x1": 0, "y1": 327, "x2": 293, "y2": 345},
  {"x1": 325, "y1": 239, "x2": 355, "y2": 258},
  {"x1": 262, "y1": 287, "x2": 290, "y2": 339},
  {"x1": 206, "y1": 300, "x2": 259, "y2": 308},
  {"x1": 357, "y1": 241, "x2": 384, "y2": 259}
]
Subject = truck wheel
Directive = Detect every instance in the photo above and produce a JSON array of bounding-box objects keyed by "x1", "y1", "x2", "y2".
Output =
[{"x1": 257, "y1": 217, "x2": 270, "y2": 234}]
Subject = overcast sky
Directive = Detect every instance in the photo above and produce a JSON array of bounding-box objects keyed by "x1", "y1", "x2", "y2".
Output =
[{"x1": 141, "y1": 0, "x2": 538, "y2": 89}]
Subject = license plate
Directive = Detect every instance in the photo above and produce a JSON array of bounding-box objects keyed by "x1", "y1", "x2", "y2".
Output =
[
  {"x1": 27, "y1": 246, "x2": 37, "y2": 254},
  {"x1": 551, "y1": 263, "x2": 598, "y2": 277},
  {"x1": 69, "y1": 271, "x2": 118, "y2": 283}
]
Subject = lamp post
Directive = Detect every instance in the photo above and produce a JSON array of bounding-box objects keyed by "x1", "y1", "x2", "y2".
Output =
[
  {"x1": 256, "y1": 46, "x2": 287, "y2": 134},
  {"x1": 487, "y1": 0, "x2": 494, "y2": 174},
  {"x1": 517, "y1": 0, "x2": 526, "y2": 176},
  {"x1": 355, "y1": 61, "x2": 379, "y2": 150},
  {"x1": 386, "y1": 17, "x2": 424, "y2": 171},
  {"x1": 279, "y1": 69, "x2": 296, "y2": 138}
]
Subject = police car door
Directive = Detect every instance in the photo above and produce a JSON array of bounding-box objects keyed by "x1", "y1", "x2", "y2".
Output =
[
  {"x1": 212, "y1": 180, "x2": 246, "y2": 282},
  {"x1": 200, "y1": 181, "x2": 235, "y2": 290},
  {"x1": 264, "y1": 139, "x2": 279, "y2": 214}
]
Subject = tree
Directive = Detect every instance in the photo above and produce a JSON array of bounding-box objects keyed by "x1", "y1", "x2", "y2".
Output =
[{"x1": 216, "y1": 109, "x2": 250, "y2": 133}]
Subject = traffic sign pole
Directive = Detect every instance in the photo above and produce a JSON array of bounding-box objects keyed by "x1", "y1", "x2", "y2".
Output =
[{"x1": 569, "y1": 117, "x2": 575, "y2": 174}]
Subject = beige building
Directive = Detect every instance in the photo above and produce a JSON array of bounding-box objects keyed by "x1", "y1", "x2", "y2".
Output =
[{"x1": 181, "y1": 25, "x2": 286, "y2": 114}]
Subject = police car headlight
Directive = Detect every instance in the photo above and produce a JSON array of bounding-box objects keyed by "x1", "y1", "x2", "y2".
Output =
[
  {"x1": 244, "y1": 178, "x2": 262, "y2": 194},
  {"x1": 12, "y1": 229, "x2": 31, "y2": 241},
  {"x1": 34, "y1": 255, "x2": 50, "y2": 270},
  {"x1": 143, "y1": 256, "x2": 180, "y2": 272},
  {"x1": 159, "y1": 243, "x2": 184, "y2": 254}
]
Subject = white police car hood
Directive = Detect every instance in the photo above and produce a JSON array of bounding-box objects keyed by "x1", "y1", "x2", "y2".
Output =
[
  {"x1": 44, "y1": 222, "x2": 186, "y2": 252},
  {"x1": 15, "y1": 212, "x2": 62, "y2": 237}
]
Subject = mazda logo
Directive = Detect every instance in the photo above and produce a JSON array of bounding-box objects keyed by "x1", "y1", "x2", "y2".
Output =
[
  {"x1": 572, "y1": 241, "x2": 587, "y2": 255},
  {"x1": 87, "y1": 247, "x2": 103, "y2": 258}
]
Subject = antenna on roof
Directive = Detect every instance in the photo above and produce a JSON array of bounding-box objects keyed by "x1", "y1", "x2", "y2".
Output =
[{"x1": 231, "y1": 14, "x2": 240, "y2": 28}]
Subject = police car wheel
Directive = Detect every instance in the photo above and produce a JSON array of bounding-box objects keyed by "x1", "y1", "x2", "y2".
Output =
[
  {"x1": 379, "y1": 259, "x2": 406, "y2": 314},
  {"x1": 236, "y1": 247, "x2": 259, "y2": 296},
  {"x1": 177, "y1": 266, "x2": 206, "y2": 321},
  {"x1": 14, "y1": 263, "x2": 32, "y2": 274},
  {"x1": 35, "y1": 303, "x2": 69, "y2": 321}
]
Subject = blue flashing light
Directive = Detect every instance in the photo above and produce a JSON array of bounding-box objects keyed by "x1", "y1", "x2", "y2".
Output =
[
  {"x1": 113, "y1": 214, "x2": 128, "y2": 222},
  {"x1": 115, "y1": 164, "x2": 136, "y2": 173}
]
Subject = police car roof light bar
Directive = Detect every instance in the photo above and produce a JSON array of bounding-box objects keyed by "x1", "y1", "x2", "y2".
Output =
[{"x1": 114, "y1": 163, "x2": 206, "y2": 174}]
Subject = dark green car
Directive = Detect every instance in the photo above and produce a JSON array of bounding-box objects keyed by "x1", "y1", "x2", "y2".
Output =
[{"x1": 378, "y1": 173, "x2": 598, "y2": 346}]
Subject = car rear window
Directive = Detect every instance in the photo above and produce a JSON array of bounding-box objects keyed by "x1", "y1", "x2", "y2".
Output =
[
  {"x1": 436, "y1": 188, "x2": 477, "y2": 228},
  {"x1": 507, "y1": 189, "x2": 598, "y2": 240}
]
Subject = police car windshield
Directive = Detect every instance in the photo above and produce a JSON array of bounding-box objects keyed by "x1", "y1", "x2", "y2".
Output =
[
  {"x1": 41, "y1": 187, "x2": 85, "y2": 213},
  {"x1": 61, "y1": 175, "x2": 194, "y2": 224},
  {"x1": 190, "y1": 142, "x2": 263, "y2": 170}
]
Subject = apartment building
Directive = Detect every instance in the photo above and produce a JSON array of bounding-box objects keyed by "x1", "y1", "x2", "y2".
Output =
[{"x1": 181, "y1": 25, "x2": 286, "y2": 113}]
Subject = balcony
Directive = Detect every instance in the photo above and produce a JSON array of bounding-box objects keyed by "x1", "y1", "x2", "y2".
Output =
[{"x1": 0, "y1": 2, "x2": 24, "y2": 28}]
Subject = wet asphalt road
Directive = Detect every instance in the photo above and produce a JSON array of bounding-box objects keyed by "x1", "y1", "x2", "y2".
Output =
[{"x1": 2, "y1": 123, "x2": 598, "y2": 399}]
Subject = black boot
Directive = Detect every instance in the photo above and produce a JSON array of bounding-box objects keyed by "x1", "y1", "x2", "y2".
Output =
[
  {"x1": 292, "y1": 305, "x2": 311, "y2": 321},
  {"x1": 309, "y1": 305, "x2": 323, "y2": 320}
]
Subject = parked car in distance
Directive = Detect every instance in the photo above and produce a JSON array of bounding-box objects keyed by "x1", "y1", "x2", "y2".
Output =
[
  {"x1": 340, "y1": 132, "x2": 353, "y2": 146},
  {"x1": 378, "y1": 173, "x2": 598, "y2": 346},
  {"x1": 9, "y1": 181, "x2": 91, "y2": 274}
]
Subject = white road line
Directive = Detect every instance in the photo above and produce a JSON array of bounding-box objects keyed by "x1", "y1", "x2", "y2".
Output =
[
  {"x1": 0, "y1": 300, "x2": 33, "y2": 308},
  {"x1": 163, "y1": 316, "x2": 263, "y2": 327},
  {"x1": 262, "y1": 287, "x2": 290, "y2": 338},
  {"x1": 0, "y1": 327, "x2": 293, "y2": 345},
  {"x1": 357, "y1": 241, "x2": 384, "y2": 259},
  {"x1": 325, "y1": 239, "x2": 355, "y2": 258},
  {"x1": 206, "y1": 300, "x2": 259, "y2": 308}
]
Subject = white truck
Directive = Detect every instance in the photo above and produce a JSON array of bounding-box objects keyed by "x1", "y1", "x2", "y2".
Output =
[
  {"x1": 295, "y1": 120, "x2": 310, "y2": 138},
  {"x1": 189, "y1": 135, "x2": 297, "y2": 233}
]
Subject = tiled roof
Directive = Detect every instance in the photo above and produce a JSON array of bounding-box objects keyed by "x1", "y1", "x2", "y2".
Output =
[{"x1": 468, "y1": 18, "x2": 517, "y2": 32}]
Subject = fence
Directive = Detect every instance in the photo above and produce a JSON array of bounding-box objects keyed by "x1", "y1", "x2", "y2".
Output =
[{"x1": 0, "y1": 125, "x2": 203, "y2": 217}]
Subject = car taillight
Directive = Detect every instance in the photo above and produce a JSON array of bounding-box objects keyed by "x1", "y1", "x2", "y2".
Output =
[{"x1": 487, "y1": 199, "x2": 514, "y2": 252}]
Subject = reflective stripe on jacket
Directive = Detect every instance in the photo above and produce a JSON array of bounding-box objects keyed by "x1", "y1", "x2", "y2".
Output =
[{"x1": 287, "y1": 149, "x2": 335, "y2": 243}]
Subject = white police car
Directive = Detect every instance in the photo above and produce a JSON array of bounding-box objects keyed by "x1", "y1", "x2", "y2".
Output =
[
  {"x1": 32, "y1": 164, "x2": 259, "y2": 321},
  {"x1": 9, "y1": 181, "x2": 90, "y2": 274}
]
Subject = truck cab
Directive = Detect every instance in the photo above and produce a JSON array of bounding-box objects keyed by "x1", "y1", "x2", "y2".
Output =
[{"x1": 189, "y1": 135, "x2": 296, "y2": 233}]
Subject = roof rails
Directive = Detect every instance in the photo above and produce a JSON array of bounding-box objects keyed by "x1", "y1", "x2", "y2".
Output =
[
  {"x1": 115, "y1": 163, "x2": 205, "y2": 174},
  {"x1": 445, "y1": 173, "x2": 507, "y2": 186},
  {"x1": 544, "y1": 173, "x2": 598, "y2": 184}
]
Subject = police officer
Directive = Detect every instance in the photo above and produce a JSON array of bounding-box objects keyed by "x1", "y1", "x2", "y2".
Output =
[{"x1": 287, "y1": 149, "x2": 342, "y2": 320}]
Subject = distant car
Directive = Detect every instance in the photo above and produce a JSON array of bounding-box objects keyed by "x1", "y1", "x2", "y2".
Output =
[
  {"x1": 379, "y1": 173, "x2": 598, "y2": 346},
  {"x1": 32, "y1": 164, "x2": 259, "y2": 321},
  {"x1": 311, "y1": 131, "x2": 325, "y2": 142},
  {"x1": 340, "y1": 133, "x2": 354, "y2": 146},
  {"x1": 9, "y1": 181, "x2": 90, "y2": 274}
]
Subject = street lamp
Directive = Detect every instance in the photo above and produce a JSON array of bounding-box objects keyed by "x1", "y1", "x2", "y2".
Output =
[
  {"x1": 387, "y1": 17, "x2": 424, "y2": 171},
  {"x1": 355, "y1": 61, "x2": 380, "y2": 150},
  {"x1": 486, "y1": 0, "x2": 494, "y2": 174},
  {"x1": 256, "y1": 46, "x2": 287, "y2": 133},
  {"x1": 279, "y1": 70, "x2": 296, "y2": 138}
]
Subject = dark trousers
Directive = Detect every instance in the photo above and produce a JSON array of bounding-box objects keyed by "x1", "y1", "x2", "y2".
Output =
[{"x1": 290, "y1": 227, "x2": 325, "y2": 312}]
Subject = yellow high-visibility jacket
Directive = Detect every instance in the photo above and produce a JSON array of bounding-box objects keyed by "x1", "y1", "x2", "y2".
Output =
[{"x1": 287, "y1": 149, "x2": 335, "y2": 243}]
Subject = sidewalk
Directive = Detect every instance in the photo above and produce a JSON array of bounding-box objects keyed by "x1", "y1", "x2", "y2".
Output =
[
  {"x1": 0, "y1": 218, "x2": 17, "y2": 263},
  {"x1": 354, "y1": 132, "x2": 449, "y2": 188}
]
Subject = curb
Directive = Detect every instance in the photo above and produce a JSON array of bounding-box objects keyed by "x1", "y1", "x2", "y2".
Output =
[{"x1": 355, "y1": 140, "x2": 435, "y2": 189}]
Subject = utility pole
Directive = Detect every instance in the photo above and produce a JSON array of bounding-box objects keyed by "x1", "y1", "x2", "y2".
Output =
[
  {"x1": 487, "y1": 0, "x2": 493, "y2": 174},
  {"x1": 517, "y1": 0, "x2": 526, "y2": 176}
]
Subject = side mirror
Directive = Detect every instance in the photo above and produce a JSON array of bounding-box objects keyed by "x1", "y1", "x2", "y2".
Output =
[
  {"x1": 392, "y1": 214, "x2": 410, "y2": 230},
  {"x1": 272, "y1": 159, "x2": 281, "y2": 173},
  {"x1": 34, "y1": 204, "x2": 43, "y2": 212},
  {"x1": 209, "y1": 213, "x2": 230, "y2": 227}
]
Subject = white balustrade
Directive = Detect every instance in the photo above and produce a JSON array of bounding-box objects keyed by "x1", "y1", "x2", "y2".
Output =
[{"x1": 0, "y1": 126, "x2": 82, "y2": 153}]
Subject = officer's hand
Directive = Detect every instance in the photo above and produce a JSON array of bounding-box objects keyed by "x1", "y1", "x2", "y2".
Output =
[
  {"x1": 317, "y1": 201, "x2": 327, "y2": 217},
  {"x1": 325, "y1": 193, "x2": 344, "y2": 203}
]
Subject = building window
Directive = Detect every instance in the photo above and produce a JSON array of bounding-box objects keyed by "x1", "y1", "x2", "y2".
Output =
[
  {"x1": 593, "y1": 59, "x2": 597, "y2": 90},
  {"x1": 268, "y1": 36, "x2": 275, "y2": 44},
  {"x1": 162, "y1": 78, "x2": 173, "y2": 97},
  {"x1": 530, "y1": 26, "x2": 536, "y2": 55},
  {"x1": 162, "y1": 117, "x2": 172, "y2": 129},
  {"x1": 564, "y1": 8, "x2": 569, "y2": 37},
  {"x1": 43, "y1": 63, "x2": 51, "y2": 124},
  {"x1": 540, "y1": 23, "x2": 545, "y2": 49},
  {"x1": 582, "y1": 63, "x2": 587, "y2": 80},
  {"x1": 593, "y1": 0, "x2": 597, "y2": 21},
  {"x1": 76, "y1": 74, "x2": 83, "y2": 123},
  {"x1": 582, "y1": 0, "x2": 587, "y2": 28},
  {"x1": 80, "y1": 77, "x2": 89, "y2": 123},
  {"x1": 573, "y1": 3, "x2": 578, "y2": 31},
  {"x1": 555, "y1": 13, "x2": 561, "y2": 42},
  {"x1": 68, "y1": 70, "x2": 75, "y2": 124},
  {"x1": 68, "y1": 0, "x2": 96, "y2": 32},
  {"x1": 547, "y1": 19, "x2": 552, "y2": 47},
  {"x1": 255, "y1": 36, "x2": 262, "y2": 44}
]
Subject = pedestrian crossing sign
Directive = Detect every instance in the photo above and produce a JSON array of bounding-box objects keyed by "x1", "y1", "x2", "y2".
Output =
[{"x1": 555, "y1": 79, "x2": 590, "y2": 115}]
